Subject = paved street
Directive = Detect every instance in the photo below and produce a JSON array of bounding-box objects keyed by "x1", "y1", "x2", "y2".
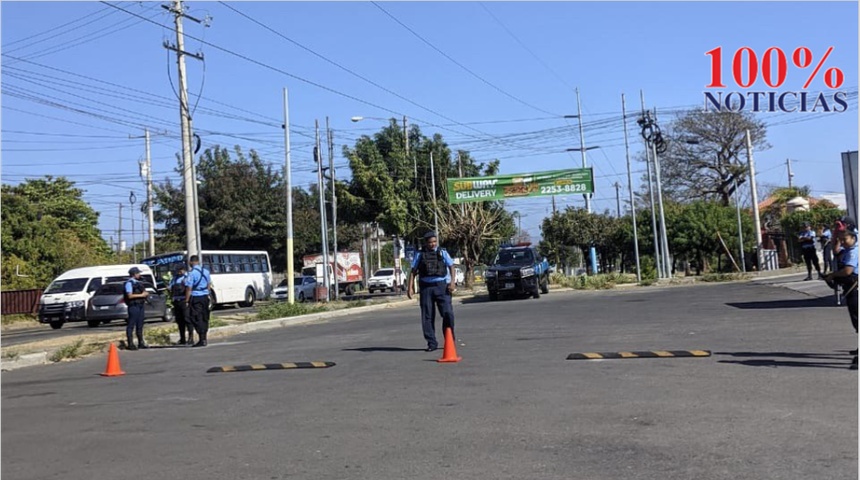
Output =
[{"x1": 2, "y1": 281, "x2": 856, "y2": 480}]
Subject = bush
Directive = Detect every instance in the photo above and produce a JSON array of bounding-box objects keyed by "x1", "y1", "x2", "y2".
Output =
[
  {"x1": 49, "y1": 340, "x2": 102, "y2": 362},
  {"x1": 700, "y1": 272, "x2": 751, "y2": 283},
  {"x1": 550, "y1": 272, "x2": 637, "y2": 290},
  {"x1": 256, "y1": 302, "x2": 325, "y2": 321}
]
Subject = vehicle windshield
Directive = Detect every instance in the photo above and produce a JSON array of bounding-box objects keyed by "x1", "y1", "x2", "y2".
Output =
[
  {"x1": 278, "y1": 279, "x2": 289, "y2": 287},
  {"x1": 95, "y1": 283, "x2": 126, "y2": 296},
  {"x1": 45, "y1": 278, "x2": 89, "y2": 294},
  {"x1": 374, "y1": 269, "x2": 394, "y2": 277},
  {"x1": 494, "y1": 249, "x2": 534, "y2": 266}
]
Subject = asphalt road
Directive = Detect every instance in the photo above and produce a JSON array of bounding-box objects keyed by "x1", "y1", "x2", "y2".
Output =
[{"x1": 2, "y1": 281, "x2": 856, "y2": 480}]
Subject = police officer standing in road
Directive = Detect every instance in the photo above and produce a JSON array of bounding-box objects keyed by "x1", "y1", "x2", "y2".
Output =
[
  {"x1": 124, "y1": 267, "x2": 150, "y2": 350},
  {"x1": 184, "y1": 255, "x2": 212, "y2": 347},
  {"x1": 825, "y1": 227, "x2": 858, "y2": 367},
  {"x1": 820, "y1": 224, "x2": 834, "y2": 275},
  {"x1": 798, "y1": 222, "x2": 822, "y2": 281},
  {"x1": 406, "y1": 231, "x2": 457, "y2": 352},
  {"x1": 170, "y1": 264, "x2": 194, "y2": 345}
]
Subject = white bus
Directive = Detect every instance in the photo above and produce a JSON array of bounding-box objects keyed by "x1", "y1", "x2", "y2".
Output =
[{"x1": 141, "y1": 250, "x2": 273, "y2": 308}]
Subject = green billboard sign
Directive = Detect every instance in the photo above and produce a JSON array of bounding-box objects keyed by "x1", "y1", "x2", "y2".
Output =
[{"x1": 447, "y1": 168, "x2": 593, "y2": 204}]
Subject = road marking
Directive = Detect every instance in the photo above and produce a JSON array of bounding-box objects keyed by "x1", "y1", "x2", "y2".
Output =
[
  {"x1": 567, "y1": 350, "x2": 711, "y2": 361},
  {"x1": 206, "y1": 361, "x2": 336, "y2": 373}
]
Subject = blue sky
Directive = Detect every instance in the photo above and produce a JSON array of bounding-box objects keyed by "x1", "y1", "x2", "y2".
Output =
[{"x1": 2, "y1": 1, "x2": 857, "y2": 249}]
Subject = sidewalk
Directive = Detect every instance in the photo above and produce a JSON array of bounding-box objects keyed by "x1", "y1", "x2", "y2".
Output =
[{"x1": 751, "y1": 270, "x2": 842, "y2": 302}]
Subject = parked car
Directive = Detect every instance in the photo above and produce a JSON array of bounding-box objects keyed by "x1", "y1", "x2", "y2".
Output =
[
  {"x1": 39, "y1": 264, "x2": 156, "y2": 329},
  {"x1": 368, "y1": 268, "x2": 405, "y2": 294},
  {"x1": 84, "y1": 282, "x2": 172, "y2": 328},
  {"x1": 272, "y1": 276, "x2": 317, "y2": 302}
]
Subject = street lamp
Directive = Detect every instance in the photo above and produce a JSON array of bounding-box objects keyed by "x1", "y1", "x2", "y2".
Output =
[{"x1": 352, "y1": 115, "x2": 413, "y2": 180}]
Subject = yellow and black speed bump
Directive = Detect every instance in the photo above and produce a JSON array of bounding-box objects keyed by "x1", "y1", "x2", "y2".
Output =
[
  {"x1": 566, "y1": 350, "x2": 711, "y2": 360},
  {"x1": 207, "y1": 361, "x2": 335, "y2": 373}
]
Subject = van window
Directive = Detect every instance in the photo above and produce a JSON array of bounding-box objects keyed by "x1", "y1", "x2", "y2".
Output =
[
  {"x1": 45, "y1": 278, "x2": 88, "y2": 294},
  {"x1": 87, "y1": 278, "x2": 103, "y2": 293}
]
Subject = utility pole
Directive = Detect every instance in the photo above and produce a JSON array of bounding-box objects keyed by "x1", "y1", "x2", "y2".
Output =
[
  {"x1": 787, "y1": 158, "x2": 794, "y2": 188},
  {"x1": 614, "y1": 182, "x2": 621, "y2": 217},
  {"x1": 327, "y1": 116, "x2": 339, "y2": 299},
  {"x1": 118, "y1": 203, "x2": 123, "y2": 258},
  {"x1": 575, "y1": 88, "x2": 591, "y2": 213},
  {"x1": 283, "y1": 88, "x2": 295, "y2": 304},
  {"x1": 640, "y1": 92, "x2": 662, "y2": 278},
  {"x1": 404, "y1": 116, "x2": 415, "y2": 181},
  {"x1": 362, "y1": 223, "x2": 370, "y2": 287},
  {"x1": 552, "y1": 195, "x2": 557, "y2": 214},
  {"x1": 747, "y1": 129, "x2": 764, "y2": 271},
  {"x1": 457, "y1": 152, "x2": 465, "y2": 216},
  {"x1": 131, "y1": 128, "x2": 156, "y2": 256},
  {"x1": 375, "y1": 222, "x2": 382, "y2": 270},
  {"x1": 430, "y1": 151, "x2": 439, "y2": 237},
  {"x1": 163, "y1": 0, "x2": 205, "y2": 260},
  {"x1": 315, "y1": 120, "x2": 330, "y2": 301},
  {"x1": 129, "y1": 191, "x2": 137, "y2": 263},
  {"x1": 621, "y1": 93, "x2": 641, "y2": 283},
  {"x1": 650, "y1": 124, "x2": 671, "y2": 278}
]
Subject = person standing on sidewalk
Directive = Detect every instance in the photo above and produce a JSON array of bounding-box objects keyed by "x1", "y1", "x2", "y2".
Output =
[
  {"x1": 820, "y1": 224, "x2": 834, "y2": 275},
  {"x1": 170, "y1": 264, "x2": 194, "y2": 345},
  {"x1": 184, "y1": 255, "x2": 212, "y2": 347},
  {"x1": 825, "y1": 228, "x2": 858, "y2": 367},
  {"x1": 798, "y1": 222, "x2": 822, "y2": 281},
  {"x1": 406, "y1": 231, "x2": 457, "y2": 352},
  {"x1": 124, "y1": 267, "x2": 150, "y2": 350}
]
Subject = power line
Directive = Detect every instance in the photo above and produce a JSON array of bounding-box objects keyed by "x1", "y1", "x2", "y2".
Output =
[{"x1": 371, "y1": 1, "x2": 559, "y2": 117}]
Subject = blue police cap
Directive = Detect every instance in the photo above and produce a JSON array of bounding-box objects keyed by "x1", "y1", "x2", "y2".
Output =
[
  {"x1": 423, "y1": 230, "x2": 437, "y2": 239},
  {"x1": 129, "y1": 267, "x2": 142, "y2": 275}
]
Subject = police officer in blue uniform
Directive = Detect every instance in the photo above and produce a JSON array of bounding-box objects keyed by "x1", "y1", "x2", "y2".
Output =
[
  {"x1": 124, "y1": 267, "x2": 150, "y2": 350},
  {"x1": 170, "y1": 264, "x2": 194, "y2": 345},
  {"x1": 825, "y1": 227, "x2": 858, "y2": 367},
  {"x1": 406, "y1": 231, "x2": 457, "y2": 352},
  {"x1": 798, "y1": 222, "x2": 822, "y2": 280},
  {"x1": 184, "y1": 255, "x2": 212, "y2": 347}
]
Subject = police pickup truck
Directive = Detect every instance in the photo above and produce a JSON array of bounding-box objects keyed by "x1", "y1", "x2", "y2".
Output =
[{"x1": 485, "y1": 243, "x2": 550, "y2": 301}]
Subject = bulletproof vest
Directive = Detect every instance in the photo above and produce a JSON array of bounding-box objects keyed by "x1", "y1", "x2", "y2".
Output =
[
  {"x1": 171, "y1": 275, "x2": 186, "y2": 299},
  {"x1": 125, "y1": 280, "x2": 145, "y2": 306},
  {"x1": 418, "y1": 248, "x2": 447, "y2": 278}
]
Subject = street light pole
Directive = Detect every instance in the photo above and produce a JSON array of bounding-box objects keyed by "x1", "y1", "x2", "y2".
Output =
[
  {"x1": 283, "y1": 88, "x2": 295, "y2": 304},
  {"x1": 621, "y1": 93, "x2": 642, "y2": 283},
  {"x1": 746, "y1": 129, "x2": 764, "y2": 271},
  {"x1": 575, "y1": 88, "x2": 591, "y2": 213}
]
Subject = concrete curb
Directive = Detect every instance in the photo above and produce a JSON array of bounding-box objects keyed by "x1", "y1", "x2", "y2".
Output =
[
  {"x1": 2, "y1": 352, "x2": 50, "y2": 371},
  {"x1": 169, "y1": 299, "x2": 417, "y2": 343}
]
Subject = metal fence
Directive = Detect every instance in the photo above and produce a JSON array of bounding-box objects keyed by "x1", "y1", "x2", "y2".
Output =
[{"x1": 1, "y1": 289, "x2": 43, "y2": 315}]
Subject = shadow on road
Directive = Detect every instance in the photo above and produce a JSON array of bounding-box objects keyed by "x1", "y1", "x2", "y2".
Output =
[
  {"x1": 726, "y1": 297, "x2": 837, "y2": 309},
  {"x1": 715, "y1": 350, "x2": 856, "y2": 370},
  {"x1": 342, "y1": 347, "x2": 426, "y2": 352}
]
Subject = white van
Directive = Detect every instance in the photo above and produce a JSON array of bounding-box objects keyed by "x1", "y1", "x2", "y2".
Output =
[{"x1": 38, "y1": 264, "x2": 156, "y2": 330}]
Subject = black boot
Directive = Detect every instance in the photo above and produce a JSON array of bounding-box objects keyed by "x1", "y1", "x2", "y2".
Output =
[
  {"x1": 137, "y1": 335, "x2": 149, "y2": 349},
  {"x1": 126, "y1": 336, "x2": 137, "y2": 351}
]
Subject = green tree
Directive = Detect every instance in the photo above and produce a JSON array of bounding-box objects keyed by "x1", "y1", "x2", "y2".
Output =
[
  {"x1": 1, "y1": 177, "x2": 112, "y2": 289},
  {"x1": 153, "y1": 145, "x2": 353, "y2": 274}
]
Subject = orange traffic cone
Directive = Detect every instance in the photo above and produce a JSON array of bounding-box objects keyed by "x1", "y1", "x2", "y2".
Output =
[
  {"x1": 100, "y1": 343, "x2": 125, "y2": 377},
  {"x1": 437, "y1": 327, "x2": 462, "y2": 363}
]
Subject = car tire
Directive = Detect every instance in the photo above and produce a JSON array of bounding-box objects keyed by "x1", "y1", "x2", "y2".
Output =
[
  {"x1": 532, "y1": 287, "x2": 541, "y2": 299},
  {"x1": 540, "y1": 275, "x2": 549, "y2": 294},
  {"x1": 369, "y1": 288, "x2": 375, "y2": 294},
  {"x1": 87, "y1": 319, "x2": 100, "y2": 328},
  {"x1": 208, "y1": 292, "x2": 217, "y2": 312},
  {"x1": 298, "y1": 292, "x2": 305, "y2": 303},
  {"x1": 49, "y1": 320, "x2": 63, "y2": 330},
  {"x1": 488, "y1": 291, "x2": 498, "y2": 301},
  {"x1": 162, "y1": 308, "x2": 174, "y2": 323},
  {"x1": 345, "y1": 284, "x2": 355, "y2": 296},
  {"x1": 239, "y1": 287, "x2": 256, "y2": 308}
]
